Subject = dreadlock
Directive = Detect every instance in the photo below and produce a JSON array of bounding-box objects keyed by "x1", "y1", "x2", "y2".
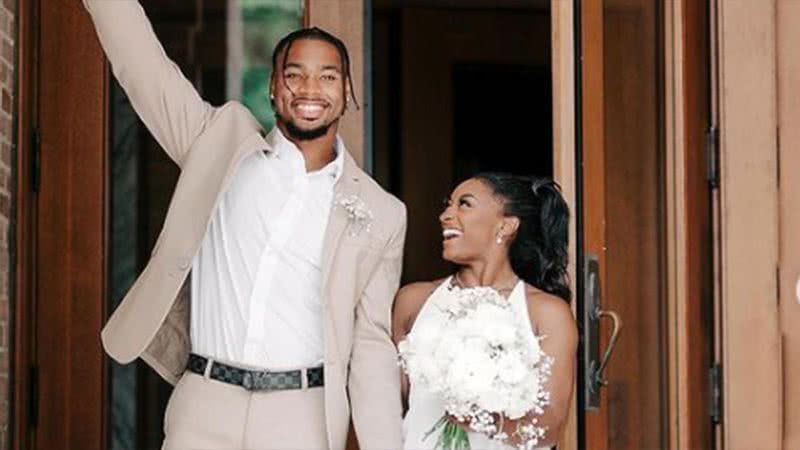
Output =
[{"x1": 271, "y1": 27, "x2": 360, "y2": 110}]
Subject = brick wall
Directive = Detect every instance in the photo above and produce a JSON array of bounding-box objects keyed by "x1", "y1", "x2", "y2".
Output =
[{"x1": 0, "y1": 0, "x2": 14, "y2": 447}]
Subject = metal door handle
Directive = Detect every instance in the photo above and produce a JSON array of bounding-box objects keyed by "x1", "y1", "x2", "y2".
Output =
[
  {"x1": 583, "y1": 254, "x2": 623, "y2": 410},
  {"x1": 592, "y1": 308, "x2": 622, "y2": 387}
]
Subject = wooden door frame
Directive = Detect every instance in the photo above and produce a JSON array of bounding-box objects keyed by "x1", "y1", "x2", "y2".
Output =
[
  {"x1": 713, "y1": 0, "x2": 783, "y2": 448},
  {"x1": 551, "y1": 2, "x2": 577, "y2": 449},
  {"x1": 13, "y1": 0, "x2": 36, "y2": 446},
  {"x1": 664, "y1": 0, "x2": 714, "y2": 448},
  {"x1": 777, "y1": 1, "x2": 800, "y2": 448},
  {"x1": 306, "y1": 0, "x2": 367, "y2": 166}
]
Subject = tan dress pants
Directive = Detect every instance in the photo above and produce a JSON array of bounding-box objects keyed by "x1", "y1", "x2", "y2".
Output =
[{"x1": 162, "y1": 372, "x2": 329, "y2": 450}]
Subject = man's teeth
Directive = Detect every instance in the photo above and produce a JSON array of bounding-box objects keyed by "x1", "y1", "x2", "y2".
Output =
[
  {"x1": 443, "y1": 229, "x2": 463, "y2": 239},
  {"x1": 297, "y1": 104, "x2": 323, "y2": 113}
]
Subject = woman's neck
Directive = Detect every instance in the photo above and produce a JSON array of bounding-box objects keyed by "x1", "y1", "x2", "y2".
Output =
[{"x1": 456, "y1": 259, "x2": 518, "y2": 290}]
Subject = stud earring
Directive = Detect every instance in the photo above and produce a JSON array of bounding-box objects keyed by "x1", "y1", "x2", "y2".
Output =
[{"x1": 496, "y1": 235, "x2": 503, "y2": 245}]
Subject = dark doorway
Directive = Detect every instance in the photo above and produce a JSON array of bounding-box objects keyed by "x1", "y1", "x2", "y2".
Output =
[
  {"x1": 452, "y1": 63, "x2": 552, "y2": 181},
  {"x1": 371, "y1": 0, "x2": 552, "y2": 283}
]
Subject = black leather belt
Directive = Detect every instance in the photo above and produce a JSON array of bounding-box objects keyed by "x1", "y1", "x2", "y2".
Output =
[{"x1": 187, "y1": 354, "x2": 324, "y2": 391}]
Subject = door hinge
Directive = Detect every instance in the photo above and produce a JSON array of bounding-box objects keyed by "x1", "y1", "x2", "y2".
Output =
[
  {"x1": 28, "y1": 366, "x2": 39, "y2": 427},
  {"x1": 706, "y1": 125, "x2": 720, "y2": 188},
  {"x1": 709, "y1": 363, "x2": 722, "y2": 425},
  {"x1": 31, "y1": 128, "x2": 41, "y2": 193}
]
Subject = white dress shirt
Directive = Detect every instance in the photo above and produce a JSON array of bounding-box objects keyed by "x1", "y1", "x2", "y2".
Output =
[{"x1": 190, "y1": 128, "x2": 344, "y2": 370}]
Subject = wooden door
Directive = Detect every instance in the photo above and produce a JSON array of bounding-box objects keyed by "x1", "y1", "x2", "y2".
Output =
[
  {"x1": 576, "y1": 0, "x2": 668, "y2": 448},
  {"x1": 22, "y1": 0, "x2": 108, "y2": 449}
]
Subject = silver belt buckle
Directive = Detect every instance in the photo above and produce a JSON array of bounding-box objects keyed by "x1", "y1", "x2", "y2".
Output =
[{"x1": 242, "y1": 370, "x2": 269, "y2": 391}]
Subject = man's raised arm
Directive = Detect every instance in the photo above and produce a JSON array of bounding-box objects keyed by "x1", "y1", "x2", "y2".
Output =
[{"x1": 82, "y1": 0, "x2": 215, "y2": 166}]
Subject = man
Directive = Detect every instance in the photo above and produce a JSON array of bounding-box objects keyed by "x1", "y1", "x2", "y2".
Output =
[{"x1": 83, "y1": 1, "x2": 406, "y2": 449}]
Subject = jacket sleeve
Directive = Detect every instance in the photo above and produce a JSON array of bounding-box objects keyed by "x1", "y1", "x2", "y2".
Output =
[
  {"x1": 82, "y1": 0, "x2": 215, "y2": 166},
  {"x1": 348, "y1": 203, "x2": 407, "y2": 449}
]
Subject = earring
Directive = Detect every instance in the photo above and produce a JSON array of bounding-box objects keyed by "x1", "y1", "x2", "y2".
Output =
[{"x1": 496, "y1": 235, "x2": 503, "y2": 245}]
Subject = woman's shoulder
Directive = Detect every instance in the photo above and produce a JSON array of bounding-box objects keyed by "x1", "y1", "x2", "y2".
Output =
[
  {"x1": 522, "y1": 284, "x2": 577, "y2": 334},
  {"x1": 394, "y1": 279, "x2": 446, "y2": 315},
  {"x1": 392, "y1": 278, "x2": 448, "y2": 341},
  {"x1": 398, "y1": 279, "x2": 446, "y2": 299}
]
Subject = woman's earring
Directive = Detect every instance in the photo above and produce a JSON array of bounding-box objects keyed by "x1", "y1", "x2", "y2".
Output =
[{"x1": 496, "y1": 235, "x2": 503, "y2": 245}]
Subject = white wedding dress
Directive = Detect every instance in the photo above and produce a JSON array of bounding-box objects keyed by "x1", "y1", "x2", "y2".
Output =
[{"x1": 401, "y1": 276, "x2": 549, "y2": 450}]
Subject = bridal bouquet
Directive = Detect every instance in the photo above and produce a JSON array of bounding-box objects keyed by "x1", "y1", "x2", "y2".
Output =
[{"x1": 398, "y1": 285, "x2": 553, "y2": 450}]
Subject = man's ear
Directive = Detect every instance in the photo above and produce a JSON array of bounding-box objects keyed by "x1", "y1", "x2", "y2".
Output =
[
  {"x1": 269, "y1": 74, "x2": 278, "y2": 106},
  {"x1": 344, "y1": 78, "x2": 352, "y2": 111}
]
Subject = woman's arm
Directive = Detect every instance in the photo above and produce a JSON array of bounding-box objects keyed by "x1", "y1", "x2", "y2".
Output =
[
  {"x1": 392, "y1": 280, "x2": 439, "y2": 410},
  {"x1": 497, "y1": 290, "x2": 578, "y2": 448}
]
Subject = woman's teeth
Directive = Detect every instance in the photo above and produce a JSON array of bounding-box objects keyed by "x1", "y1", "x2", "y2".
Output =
[{"x1": 442, "y1": 229, "x2": 463, "y2": 240}]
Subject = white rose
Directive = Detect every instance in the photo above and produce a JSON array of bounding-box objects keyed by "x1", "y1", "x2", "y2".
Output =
[{"x1": 497, "y1": 353, "x2": 528, "y2": 384}]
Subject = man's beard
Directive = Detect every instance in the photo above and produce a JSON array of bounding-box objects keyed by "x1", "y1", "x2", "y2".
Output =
[{"x1": 277, "y1": 113, "x2": 336, "y2": 141}]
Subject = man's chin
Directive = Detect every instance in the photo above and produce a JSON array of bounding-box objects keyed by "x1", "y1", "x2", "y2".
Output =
[{"x1": 283, "y1": 119, "x2": 333, "y2": 141}]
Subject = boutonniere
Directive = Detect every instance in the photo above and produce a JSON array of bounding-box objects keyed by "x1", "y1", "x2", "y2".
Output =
[{"x1": 335, "y1": 194, "x2": 374, "y2": 236}]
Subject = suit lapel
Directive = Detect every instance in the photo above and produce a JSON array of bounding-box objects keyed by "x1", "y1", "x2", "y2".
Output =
[{"x1": 320, "y1": 153, "x2": 362, "y2": 300}]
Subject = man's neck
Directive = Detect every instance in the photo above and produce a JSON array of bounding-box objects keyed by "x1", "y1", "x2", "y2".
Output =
[{"x1": 277, "y1": 122, "x2": 339, "y2": 173}]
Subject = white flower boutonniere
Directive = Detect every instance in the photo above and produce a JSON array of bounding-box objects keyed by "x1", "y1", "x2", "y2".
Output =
[{"x1": 335, "y1": 194, "x2": 374, "y2": 236}]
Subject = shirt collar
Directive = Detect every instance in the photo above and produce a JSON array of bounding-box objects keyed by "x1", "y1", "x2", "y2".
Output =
[{"x1": 264, "y1": 127, "x2": 345, "y2": 182}]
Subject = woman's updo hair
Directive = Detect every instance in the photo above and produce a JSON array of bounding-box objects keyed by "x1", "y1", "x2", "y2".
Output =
[{"x1": 474, "y1": 173, "x2": 571, "y2": 302}]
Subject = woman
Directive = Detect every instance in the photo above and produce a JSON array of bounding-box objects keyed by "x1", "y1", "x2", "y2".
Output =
[{"x1": 393, "y1": 173, "x2": 578, "y2": 450}]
